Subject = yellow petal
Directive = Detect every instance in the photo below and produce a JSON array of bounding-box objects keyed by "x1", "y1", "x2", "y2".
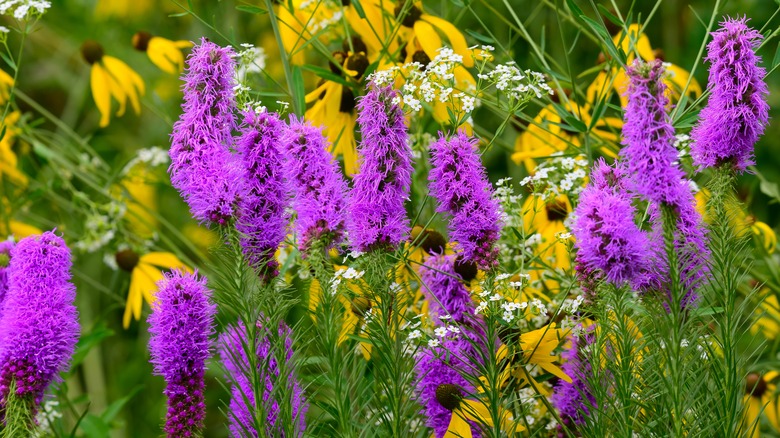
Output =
[
  {"x1": 90, "y1": 65, "x2": 112, "y2": 127},
  {"x1": 9, "y1": 220, "x2": 42, "y2": 239},
  {"x1": 423, "y1": 14, "x2": 474, "y2": 67},
  {"x1": 140, "y1": 251, "x2": 188, "y2": 270},
  {"x1": 124, "y1": 269, "x2": 144, "y2": 328},
  {"x1": 444, "y1": 410, "x2": 473, "y2": 438},
  {"x1": 413, "y1": 20, "x2": 443, "y2": 65},
  {"x1": 136, "y1": 262, "x2": 166, "y2": 305},
  {"x1": 148, "y1": 37, "x2": 184, "y2": 74},
  {"x1": 103, "y1": 56, "x2": 145, "y2": 114}
]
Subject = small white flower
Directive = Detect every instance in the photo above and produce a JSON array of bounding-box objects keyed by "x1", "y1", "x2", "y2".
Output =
[
  {"x1": 428, "y1": 338, "x2": 441, "y2": 348},
  {"x1": 434, "y1": 327, "x2": 448, "y2": 338}
]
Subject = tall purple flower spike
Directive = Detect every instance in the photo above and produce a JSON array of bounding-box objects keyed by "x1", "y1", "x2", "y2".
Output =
[
  {"x1": 169, "y1": 38, "x2": 243, "y2": 226},
  {"x1": 0, "y1": 232, "x2": 79, "y2": 418},
  {"x1": 219, "y1": 321, "x2": 307, "y2": 437},
  {"x1": 691, "y1": 16, "x2": 769, "y2": 172},
  {"x1": 282, "y1": 116, "x2": 348, "y2": 253},
  {"x1": 347, "y1": 85, "x2": 413, "y2": 252},
  {"x1": 552, "y1": 325, "x2": 596, "y2": 429},
  {"x1": 428, "y1": 131, "x2": 502, "y2": 269},
  {"x1": 0, "y1": 241, "x2": 14, "y2": 323},
  {"x1": 236, "y1": 110, "x2": 289, "y2": 279},
  {"x1": 148, "y1": 270, "x2": 216, "y2": 437}
]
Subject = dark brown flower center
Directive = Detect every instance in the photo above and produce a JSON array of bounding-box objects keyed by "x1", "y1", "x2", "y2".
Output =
[
  {"x1": 395, "y1": 1, "x2": 423, "y2": 27},
  {"x1": 412, "y1": 50, "x2": 431, "y2": 69},
  {"x1": 329, "y1": 51, "x2": 348, "y2": 75},
  {"x1": 435, "y1": 384, "x2": 462, "y2": 411},
  {"x1": 546, "y1": 200, "x2": 569, "y2": 222},
  {"x1": 132, "y1": 31, "x2": 153, "y2": 52},
  {"x1": 346, "y1": 52, "x2": 369, "y2": 80},
  {"x1": 339, "y1": 86, "x2": 356, "y2": 113},
  {"x1": 413, "y1": 229, "x2": 447, "y2": 255},
  {"x1": 115, "y1": 249, "x2": 140, "y2": 272},
  {"x1": 454, "y1": 256, "x2": 478, "y2": 283},
  {"x1": 81, "y1": 40, "x2": 105, "y2": 65},
  {"x1": 745, "y1": 373, "x2": 768, "y2": 398},
  {"x1": 342, "y1": 35, "x2": 367, "y2": 55}
]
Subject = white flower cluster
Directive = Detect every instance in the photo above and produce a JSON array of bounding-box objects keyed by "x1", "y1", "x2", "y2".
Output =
[
  {"x1": 33, "y1": 399, "x2": 62, "y2": 438},
  {"x1": 329, "y1": 266, "x2": 365, "y2": 295},
  {"x1": 0, "y1": 0, "x2": 50, "y2": 20},
  {"x1": 122, "y1": 147, "x2": 169, "y2": 175},
  {"x1": 477, "y1": 61, "x2": 553, "y2": 104},
  {"x1": 520, "y1": 153, "x2": 589, "y2": 200},
  {"x1": 75, "y1": 201, "x2": 126, "y2": 253},
  {"x1": 495, "y1": 177, "x2": 523, "y2": 229},
  {"x1": 370, "y1": 47, "x2": 478, "y2": 121},
  {"x1": 235, "y1": 43, "x2": 267, "y2": 81}
]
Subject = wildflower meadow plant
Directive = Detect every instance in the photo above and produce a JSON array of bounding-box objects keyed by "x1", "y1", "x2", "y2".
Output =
[{"x1": 3, "y1": 2, "x2": 780, "y2": 437}]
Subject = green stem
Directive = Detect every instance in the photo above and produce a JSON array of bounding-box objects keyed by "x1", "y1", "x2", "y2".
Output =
[{"x1": 1, "y1": 382, "x2": 36, "y2": 438}]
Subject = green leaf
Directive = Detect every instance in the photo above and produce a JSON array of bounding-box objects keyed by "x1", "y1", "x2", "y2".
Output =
[
  {"x1": 79, "y1": 414, "x2": 111, "y2": 438},
  {"x1": 0, "y1": 52, "x2": 17, "y2": 71},
  {"x1": 101, "y1": 386, "x2": 143, "y2": 422},
  {"x1": 773, "y1": 41, "x2": 780, "y2": 69},
  {"x1": 70, "y1": 324, "x2": 114, "y2": 369},
  {"x1": 597, "y1": 4, "x2": 624, "y2": 28},
  {"x1": 351, "y1": 0, "x2": 366, "y2": 18},
  {"x1": 565, "y1": 0, "x2": 584, "y2": 17},
  {"x1": 465, "y1": 29, "x2": 495, "y2": 44},
  {"x1": 301, "y1": 65, "x2": 350, "y2": 87},
  {"x1": 292, "y1": 65, "x2": 306, "y2": 116},
  {"x1": 580, "y1": 15, "x2": 626, "y2": 64},
  {"x1": 236, "y1": 5, "x2": 267, "y2": 14}
]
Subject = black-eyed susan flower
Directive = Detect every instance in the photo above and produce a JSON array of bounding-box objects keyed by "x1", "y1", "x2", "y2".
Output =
[
  {"x1": 305, "y1": 40, "x2": 370, "y2": 175},
  {"x1": 81, "y1": 40, "x2": 145, "y2": 128},
  {"x1": 116, "y1": 248, "x2": 190, "y2": 328},
  {"x1": 131, "y1": 31, "x2": 192, "y2": 74},
  {"x1": 743, "y1": 372, "x2": 780, "y2": 437},
  {"x1": 277, "y1": 0, "x2": 342, "y2": 65},
  {"x1": 394, "y1": 0, "x2": 473, "y2": 68}
]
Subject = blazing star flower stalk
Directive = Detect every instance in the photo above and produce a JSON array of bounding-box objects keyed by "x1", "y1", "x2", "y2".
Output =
[
  {"x1": 282, "y1": 116, "x2": 348, "y2": 253},
  {"x1": 0, "y1": 241, "x2": 13, "y2": 320},
  {"x1": 428, "y1": 131, "x2": 502, "y2": 269},
  {"x1": 622, "y1": 59, "x2": 710, "y2": 305},
  {"x1": 573, "y1": 159, "x2": 654, "y2": 290},
  {"x1": 552, "y1": 326, "x2": 596, "y2": 429},
  {"x1": 236, "y1": 110, "x2": 289, "y2": 279},
  {"x1": 691, "y1": 17, "x2": 769, "y2": 172},
  {"x1": 419, "y1": 254, "x2": 477, "y2": 325},
  {"x1": 219, "y1": 320, "x2": 307, "y2": 437},
  {"x1": 147, "y1": 270, "x2": 216, "y2": 437},
  {"x1": 0, "y1": 232, "x2": 79, "y2": 428},
  {"x1": 169, "y1": 38, "x2": 243, "y2": 225},
  {"x1": 347, "y1": 85, "x2": 413, "y2": 252}
]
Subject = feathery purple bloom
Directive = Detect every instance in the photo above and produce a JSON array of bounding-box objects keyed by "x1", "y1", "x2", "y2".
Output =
[
  {"x1": 148, "y1": 270, "x2": 216, "y2": 437},
  {"x1": 428, "y1": 132, "x2": 502, "y2": 269},
  {"x1": 169, "y1": 38, "x2": 243, "y2": 225},
  {"x1": 347, "y1": 85, "x2": 413, "y2": 252},
  {"x1": 236, "y1": 110, "x2": 289, "y2": 279},
  {"x1": 219, "y1": 320, "x2": 307, "y2": 437},
  {"x1": 552, "y1": 326, "x2": 596, "y2": 429},
  {"x1": 420, "y1": 255, "x2": 476, "y2": 325},
  {"x1": 282, "y1": 116, "x2": 348, "y2": 253},
  {"x1": 0, "y1": 241, "x2": 13, "y2": 322},
  {"x1": 573, "y1": 159, "x2": 654, "y2": 290},
  {"x1": 620, "y1": 59, "x2": 689, "y2": 207},
  {"x1": 691, "y1": 17, "x2": 769, "y2": 172},
  {"x1": 0, "y1": 232, "x2": 79, "y2": 417}
]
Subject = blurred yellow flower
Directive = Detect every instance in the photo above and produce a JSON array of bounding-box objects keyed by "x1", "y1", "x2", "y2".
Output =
[
  {"x1": 132, "y1": 32, "x2": 192, "y2": 74},
  {"x1": 113, "y1": 162, "x2": 158, "y2": 239},
  {"x1": 95, "y1": 0, "x2": 152, "y2": 18},
  {"x1": 342, "y1": 0, "x2": 398, "y2": 57},
  {"x1": 81, "y1": 40, "x2": 145, "y2": 128},
  {"x1": 116, "y1": 249, "x2": 190, "y2": 328},
  {"x1": 743, "y1": 372, "x2": 780, "y2": 438},
  {"x1": 695, "y1": 189, "x2": 776, "y2": 254},
  {"x1": 277, "y1": 0, "x2": 342, "y2": 65},
  {"x1": 395, "y1": 1, "x2": 473, "y2": 68},
  {"x1": 522, "y1": 194, "x2": 573, "y2": 293},
  {"x1": 751, "y1": 289, "x2": 780, "y2": 340},
  {"x1": 305, "y1": 44, "x2": 369, "y2": 175}
]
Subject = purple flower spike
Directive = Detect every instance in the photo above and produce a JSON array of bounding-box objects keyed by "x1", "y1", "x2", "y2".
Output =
[
  {"x1": 282, "y1": 116, "x2": 348, "y2": 253},
  {"x1": 0, "y1": 232, "x2": 79, "y2": 417},
  {"x1": 429, "y1": 132, "x2": 502, "y2": 269},
  {"x1": 347, "y1": 85, "x2": 413, "y2": 252},
  {"x1": 620, "y1": 59, "x2": 688, "y2": 207},
  {"x1": 420, "y1": 255, "x2": 476, "y2": 325},
  {"x1": 691, "y1": 17, "x2": 769, "y2": 172},
  {"x1": 219, "y1": 320, "x2": 307, "y2": 437},
  {"x1": 148, "y1": 270, "x2": 216, "y2": 437},
  {"x1": 169, "y1": 38, "x2": 243, "y2": 225},
  {"x1": 236, "y1": 110, "x2": 289, "y2": 279},
  {"x1": 573, "y1": 159, "x2": 654, "y2": 290},
  {"x1": 0, "y1": 241, "x2": 14, "y2": 321},
  {"x1": 552, "y1": 326, "x2": 596, "y2": 429}
]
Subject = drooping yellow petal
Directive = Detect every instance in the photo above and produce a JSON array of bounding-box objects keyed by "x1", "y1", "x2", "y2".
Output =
[
  {"x1": 9, "y1": 220, "x2": 42, "y2": 239},
  {"x1": 103, "y1": 56, "x2": 145, "y2": 114},
  {"x1": 147, "y1": 37, "x2": 185, "y2": 74},
  {"x1": 90, "y1": 64, "x2": 112, "y2": 127},
  {"x1": 140, "y1": 251, "x2": 189, "y2": 270},
  {"x1": 422, "y1": 14, "x2": 474, "y2": 67},
  {"x1": 613, "y1": 24, "x2": 655, "y2": 62},
  {"x1": 444, "y1": 409, "x2": 473, "y2": 438},
  {"x1": 752, "y1": 221, "x2": 777, "y2": 253},
  {"x1": 124, "y1": 268, "x2": 145, "y2": 328},
  {"x1": 413, "y1": 19, "x2": 443, "y2": 63},
  {"x1": 136, "y1": 262, "x2": 166, "y2": 305}
]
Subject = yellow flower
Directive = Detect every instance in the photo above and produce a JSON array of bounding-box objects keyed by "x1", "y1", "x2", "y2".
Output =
[
  {"x1": 132, "y1": 32, "x2": 192, "y2": 74},
  {"x1": 95, "y1": 0, "x2": 152, "y2": 18},
  {"x1": 743, "y1": 372, "x2": 780, "y2": 438},
  {"x1": 277, "y1": 0, "x2": 342, "y2": 65},
  {"x1": 115, "y1": 249, "x2": 190, "y2": 328},
  {"x1": 395, "y1": 1, "x2": 473, "y2": 68},
  {"x1": 695, "y1": 188, "x2": 776, "y2": 254},
  {"x1": 587, "y1": 24, "x2": 701, "y2": 108},
  {"x1": 0, "y1": 198, "x2": 42, "y2": 239},
  {"x1": 342, "y1": 1, "x2": 399, "y2": 57},
  {"x1": 751, "y1": 289, "x2": 780, "y2": 340},
  {"x1": 435, "y1": 384, "x2": 523, "y2": 437},
  {"x1": 112, "y1": 161, "x2": 159, "y2": 239},
  {"x1": 81, "y1": 40, "x2": 145, "y2": 128},
  {"x1": 305, "y1": 45, "x2": 369, "y2": 175},
  {"x1": 511, "y1": 100, "x2": 622, "y2": 173}
]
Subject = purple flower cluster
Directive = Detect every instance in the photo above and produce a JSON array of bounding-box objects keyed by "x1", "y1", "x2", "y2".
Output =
[
  {"x1": 148, "y1": 270, "x2": 216, "y2": 437},
  {"x1": 347, "y1": 86, "x2": 413, "y2": 252},
  {"x1": 0, "y1": 232, "x2": 79, "y2": 416},
  {"x1": 419, "y1": 255, "x2": 476, "y2": 325},
  {"x1": 282, "y1": 116, "x2": 348, "y2": 253},
  {"x1": 219, "y1": 320, "x2": 307, "y2": 437},
  {"x1": 573, "y1": 159, "x2": 654, "y2": 290},
  {"x1": 552, "y1": 326, "x2": 596, "y2": 429},
  {"x1": 428, "y1": 132, "x2": 502, "y2": 269},
  {"x1": 691, "y1": 17, "x2": 769, "y2": 172},
  {"x1": 0, "y1": 241, "x2": 13, "y2": 322},
  {"x1": 236, "y1": 110, "x2": 289, "y2": 279},
  {"x1": 169, "y1": 38, "x2": 243, "y2": 225}
]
